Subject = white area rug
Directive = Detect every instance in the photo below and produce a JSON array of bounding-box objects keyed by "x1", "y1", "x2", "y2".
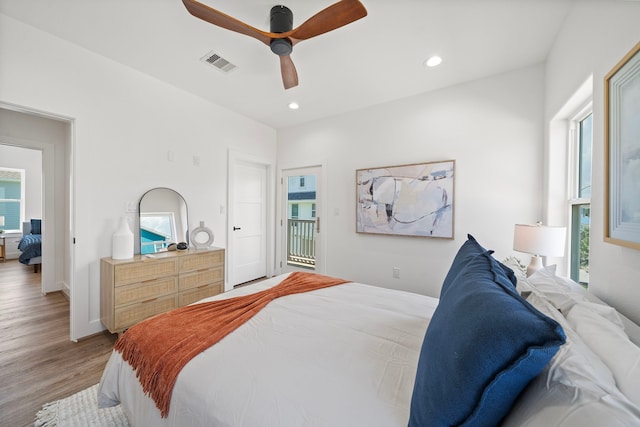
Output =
[{"x1": 34, "y1": 384, "x2": 129, "y2": 427}]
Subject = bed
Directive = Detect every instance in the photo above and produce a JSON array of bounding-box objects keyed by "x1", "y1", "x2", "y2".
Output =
[
  {"x1": 98, "y1": 235, "x2": 640, "y2": 426},
  {"x1": 18, "y1": 219, "x2": 42, "y2": 273}
]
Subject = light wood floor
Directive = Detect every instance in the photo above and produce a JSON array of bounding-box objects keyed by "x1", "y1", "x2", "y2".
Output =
[{"x1": 0, "y1": 259, "x2": 117, "y2": 427}]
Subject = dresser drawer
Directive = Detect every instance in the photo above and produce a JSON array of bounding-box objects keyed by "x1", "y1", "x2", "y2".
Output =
[
  {"x1": 179, "y1": 266, "x2": 224, "y2": 291},
  {"x1": 114, "y1": 295, "x2": 178, "y2": 331},
  {"x1": 115, "y1": 277, "x2": 178, "y2": 306},
  {"x1": 101, "y1": 249, "x2": 225, "y2": 334},
  {"x1": 114, "y1": 258, "x2": 178, "y2": 286},
  {"x1": 179, "y1": 251, "x2": 224, "y2": 272},
  {"x1": 179, "y1": 283, "x2": 223, "y2": 306}
]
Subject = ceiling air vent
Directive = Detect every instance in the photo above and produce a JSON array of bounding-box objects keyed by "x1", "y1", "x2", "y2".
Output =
[{"x1": 200, "y1": 51, "x2": 237, "y2": 73}]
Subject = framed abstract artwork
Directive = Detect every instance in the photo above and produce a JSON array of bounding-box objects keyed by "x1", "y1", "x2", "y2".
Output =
[
  {"x1": 356, "y1": 160, "x2": 455, "y2": 238},
  {"x1": 604, "y1": 41, "x2": 640, "y2": 250}
]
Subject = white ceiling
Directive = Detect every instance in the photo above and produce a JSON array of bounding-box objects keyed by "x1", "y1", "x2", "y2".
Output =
[{"x1": 1, "y1": 0, "x2": 583, "y2": 129}]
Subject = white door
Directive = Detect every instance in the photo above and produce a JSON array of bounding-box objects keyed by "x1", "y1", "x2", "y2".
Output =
[
  {"x1": 281, "y1": 166, "x2": 322, "y2": 274},
  {"x1": 230, "y1": 159, "x2": 267, "y2": 287}
]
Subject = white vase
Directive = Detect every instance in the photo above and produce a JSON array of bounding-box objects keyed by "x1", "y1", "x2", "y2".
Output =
[
  {"x1": 112, "y1": 217, "x2": 134, "y2": 259},
  {"x1": 190, "y1": 221, "x2": 214, "y2": 250}
]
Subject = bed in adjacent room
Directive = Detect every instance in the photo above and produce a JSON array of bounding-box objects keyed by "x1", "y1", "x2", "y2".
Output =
[
  {"x1": 98, "y1": 235, "x2": 640, "y2": 426},
  {"x1": 18, "y1": 219, "x2": 42, "y2": 273}
]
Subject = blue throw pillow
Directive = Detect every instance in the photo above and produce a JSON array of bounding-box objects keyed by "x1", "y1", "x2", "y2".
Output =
[
  {"x1": 441, "y1": 234, "x2": 486, "y2": 294},
  {"x1": 441, "y1": 234, "x2": 517, "y2": 295},
  {"x1": 409, "y1": 251, "x2": 566, "y2": 427},
  {"x1": 30, "y1": 219, "x2": 42, "y2": 235}
]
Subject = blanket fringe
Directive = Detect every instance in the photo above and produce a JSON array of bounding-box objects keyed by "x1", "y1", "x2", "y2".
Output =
[{"x1": 34, "y1": 401, "x2": 59, "y2": 427}]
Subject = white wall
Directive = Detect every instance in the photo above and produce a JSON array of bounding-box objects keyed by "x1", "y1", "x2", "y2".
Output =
[
  {"x1": 278, "y1": 65, "x2": 544, "y2": 298},
  {"x1": 545, "y1": 1, "x2": 640, "y2": 325},
  {"x1": 0, "y1": 14, "x2": 277, "y2": 339}
]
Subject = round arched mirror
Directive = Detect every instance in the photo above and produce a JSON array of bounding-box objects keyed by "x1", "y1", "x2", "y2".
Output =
[{"x1": 138, "y1": 188, "x2": 189, "y2": 255}]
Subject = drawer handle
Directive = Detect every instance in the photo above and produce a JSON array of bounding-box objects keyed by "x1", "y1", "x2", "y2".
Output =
[
  {"x1": 197, "y1": 285, "x2": 209, "y2": 289},
  {"x1": 141, "y1": 297, "x2": 158, "y2": 304}
]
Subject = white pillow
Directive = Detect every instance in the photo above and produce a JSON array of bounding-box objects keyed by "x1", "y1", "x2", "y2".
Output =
[
  {"x1": 526, "y1": 265, "x2": 589, "y2": 313},
  {"x1": 566, "y1": 302, "x2": 640, "y2": 408},
  {"x1": 502, "y1": 291, "x2": 640, "y2": 426},
  {"x1": 502, "y1": 257, "x2": 531, "y2": 295}
]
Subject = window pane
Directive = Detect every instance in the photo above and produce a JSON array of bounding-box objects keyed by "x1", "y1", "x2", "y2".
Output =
[
  {"x1": 0, "y1": 169, "x2": 23, "y2": 231},
  {"x1": 570, "y1": 204, "x2": 590, "y2": 286},
  {"x1": 578, "y1": 114, "x2": 592, "y2": 198}
]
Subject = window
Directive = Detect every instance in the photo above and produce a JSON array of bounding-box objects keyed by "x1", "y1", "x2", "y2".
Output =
[
  {"x1": 0, "y1": 168, "x2": 25, "y2": 232},
  {"x1": 311, "y1": 203, "x2": 316, "y2": 218},
  {"x1": 291, "y1": 204, "x2": 299, "y2": 219},
  {"x1": 299, "y1": 177, "x2": 305, "y2": 188},
  {"x1": 569, "y1": 110, "x2": 592, "y2": 285}
]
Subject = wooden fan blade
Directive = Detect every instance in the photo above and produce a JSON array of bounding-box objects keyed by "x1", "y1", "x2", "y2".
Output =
[
  {"x1": 287, "y1": 0, "x2": 367, "y2": 42},
  {"x1": 280, "y1": 55, "x2": 299, "y2": 90},
  {"x1": 182, "y1": 0, "x2": 273, "y2": 45}
]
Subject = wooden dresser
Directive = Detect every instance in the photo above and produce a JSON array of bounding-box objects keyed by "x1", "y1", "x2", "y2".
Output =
[{"x1": 100, "y1": 247, "x2": 224, "y2": 334}]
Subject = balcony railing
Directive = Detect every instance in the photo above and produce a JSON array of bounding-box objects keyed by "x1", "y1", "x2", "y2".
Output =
[{"x1": 287, "y1": 218, "x2": 316, "y2": 268}]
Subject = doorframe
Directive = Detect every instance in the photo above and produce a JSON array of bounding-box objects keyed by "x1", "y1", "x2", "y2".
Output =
[
  {"x1": 277, "y1": 161, "x2": 327, "y2": 276},
  {"x1": 227, "y1": 150, "x2": 275, "y2": 290},
  {"x1": 0, "y1": 101, "x2": 75, "y2": 338}
]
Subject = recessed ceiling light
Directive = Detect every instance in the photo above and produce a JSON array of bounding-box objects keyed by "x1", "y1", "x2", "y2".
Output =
[
  {"x1": 424, "y1": 56, "x2": 442, "y2": 67},
  {"x1": 289, "y1": 102, "x2": 299, "y2": 110}
]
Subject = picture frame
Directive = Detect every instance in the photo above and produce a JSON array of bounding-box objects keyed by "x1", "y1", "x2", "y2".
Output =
[
  {"x1": 356, "y1": 160, "x2": 455, "y2": 238},
  {"x1": 604, "y1": 41, "x2": 640, "y2": 250}
]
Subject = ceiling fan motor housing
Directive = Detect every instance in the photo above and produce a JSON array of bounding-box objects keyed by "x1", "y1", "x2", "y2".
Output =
[{"x1": 270, "y1": 5, "x2": 293, "y2": 56}]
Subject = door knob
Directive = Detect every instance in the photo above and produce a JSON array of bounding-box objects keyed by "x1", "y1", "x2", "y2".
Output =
[{"x1": 233, "y1": 226, "x2": 241, "y2": 231}]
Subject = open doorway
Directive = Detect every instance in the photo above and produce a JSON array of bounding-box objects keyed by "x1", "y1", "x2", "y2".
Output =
[
  {"x1": 0, "y1": 105, "x2": 73, "y2": 337},
  {"x1": 280, "y1": 166, "x2": 323, "y2": 274}
]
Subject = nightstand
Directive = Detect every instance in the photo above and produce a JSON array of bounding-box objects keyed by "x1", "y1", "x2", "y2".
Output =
[{"x1": 0, "y1": 236, "x2": 5, "y2": 262}]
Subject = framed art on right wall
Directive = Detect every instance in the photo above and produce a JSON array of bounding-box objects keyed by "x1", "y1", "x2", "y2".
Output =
[{"x1": 604, "y1": 41, "x2": 640, "y2": 250}]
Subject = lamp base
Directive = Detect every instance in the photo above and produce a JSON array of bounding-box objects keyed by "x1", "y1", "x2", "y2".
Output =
[{"x1": 526, "y1": 255, "x2": 543, "y2": 277}]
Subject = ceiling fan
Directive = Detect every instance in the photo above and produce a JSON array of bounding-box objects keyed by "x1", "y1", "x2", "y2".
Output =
[{"x1": 182, "y1": 0, "x2": 368, "y2": 89}]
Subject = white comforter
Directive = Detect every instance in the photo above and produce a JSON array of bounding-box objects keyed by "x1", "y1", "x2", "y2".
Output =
[{"x1": 98, "y1": 273, "x2": 438, "y2": 427}]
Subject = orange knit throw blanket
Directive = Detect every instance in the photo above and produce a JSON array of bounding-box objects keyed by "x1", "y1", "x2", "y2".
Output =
[{"x1": 114, "y1": 271, "x2": 349, "y2": 417}]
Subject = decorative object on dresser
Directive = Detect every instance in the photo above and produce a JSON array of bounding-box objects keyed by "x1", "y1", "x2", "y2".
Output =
[
  {"x1": 138, "y1": 187, "x2": 189, "y2": 255},
  {"x1": 111, "y1": 217, "x2": 134, "y2": 260},
  {"x1": 100, "y1": 247, "x2": 224, "y2": 334},
  {"x1": 513, "y1": 222, "x2": 566, "y2": 276},
  {"x1": 190, "y1": 221, "x2": 214, "y2": 250}
]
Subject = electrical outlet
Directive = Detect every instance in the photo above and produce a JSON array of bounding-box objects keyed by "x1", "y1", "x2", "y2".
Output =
[{"x1": 392, "y1": 267, "x2": 400, "y2": 279}]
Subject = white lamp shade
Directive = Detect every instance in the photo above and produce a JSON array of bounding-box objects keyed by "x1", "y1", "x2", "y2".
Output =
[{"x1": 513, "y1": 224, "x2": 566, "y2": 257}]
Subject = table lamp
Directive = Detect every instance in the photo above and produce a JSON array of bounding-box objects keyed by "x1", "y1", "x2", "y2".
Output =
[{"x1": 513, "y1": 222, "x2": 566, "y2": 276}]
